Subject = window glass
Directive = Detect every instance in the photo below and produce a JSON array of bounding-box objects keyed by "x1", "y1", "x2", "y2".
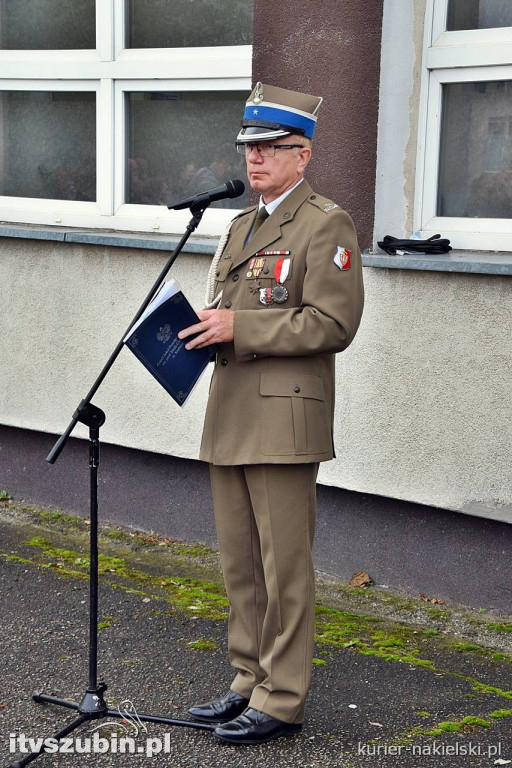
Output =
[
  {"x1": 447, "y1": 0, "x2": 512, "y2": 30},
  {"x1": 0, "y1": 92, "x2": 96, "y2": 201},
  {"x1": 126, "y1": 91, "x2": 248, "y2": 208},
  {"x1": 128, "y1": 0, "x2": 253, "y2": 48},
  {"x1": 0, "y1": 0, "x2": 95, "y2": 49},
  {"x1": 437, "y1": 81, "x2": 512, "y2": 218}
]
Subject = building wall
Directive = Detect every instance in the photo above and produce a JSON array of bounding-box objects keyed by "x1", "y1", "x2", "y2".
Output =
[
  {"x1": 373, "y1": 0, "x2": 425, "y2": 246},
  {"x1": 1, "y1": 238, "x2": 510, "y2": 522},
  {"x1": 1, "y1": 0, "x2": 511, "y2": 524},
  {"x1": 253, "y1": 0, "x2": 385, "y2": 248},
  {"x1": 1, "y1": 239, "x2": 209, "y2": 459}
]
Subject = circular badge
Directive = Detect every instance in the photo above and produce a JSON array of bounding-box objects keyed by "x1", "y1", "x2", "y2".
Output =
[{"x1": 271, "y1": 285, "x2": 289, "y2": 304}]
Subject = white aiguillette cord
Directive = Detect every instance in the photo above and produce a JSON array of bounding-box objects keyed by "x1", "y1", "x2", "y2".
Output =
[{"x1": 204, "y1": 220, "x2": 233, "y2": 309}]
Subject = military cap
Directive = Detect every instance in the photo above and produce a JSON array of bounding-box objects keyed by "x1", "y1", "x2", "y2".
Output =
[{"x1": 236, "y1": 82, "x2": 323, "y2": 142}]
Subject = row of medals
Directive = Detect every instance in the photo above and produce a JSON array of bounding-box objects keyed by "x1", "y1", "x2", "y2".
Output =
[{"x1": 247, "y1": 260, "x2": 288, "y2": 306}]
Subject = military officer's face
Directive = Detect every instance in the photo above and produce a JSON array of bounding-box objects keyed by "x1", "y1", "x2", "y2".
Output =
[{"x1": 245, "y1": 137, "x2": 311, "y2": 203}]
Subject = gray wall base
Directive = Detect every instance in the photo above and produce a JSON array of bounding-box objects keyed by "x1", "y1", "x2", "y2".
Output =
[{"x1": 1, "y1": 425, "x2": 510, "y2": 614}]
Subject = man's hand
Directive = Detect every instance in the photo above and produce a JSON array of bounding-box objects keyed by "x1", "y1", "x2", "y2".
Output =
[{"x1": 178, "y1": 309, "x2": 234, "y2": 350}]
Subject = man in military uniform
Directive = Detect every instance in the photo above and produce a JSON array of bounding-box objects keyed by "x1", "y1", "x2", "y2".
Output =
[{"x1": 178, "y1": 83, "x2": 364, "y2": 744}]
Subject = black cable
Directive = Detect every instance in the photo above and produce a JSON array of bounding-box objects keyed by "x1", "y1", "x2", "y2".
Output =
[{"x1": 377, "y1": 234, "x2": 452, "y2": 255}]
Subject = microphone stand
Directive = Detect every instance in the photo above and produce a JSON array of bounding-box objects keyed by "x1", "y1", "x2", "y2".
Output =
[{"x1": 8, "y1": 202, "x2": 217, "y2": 768}]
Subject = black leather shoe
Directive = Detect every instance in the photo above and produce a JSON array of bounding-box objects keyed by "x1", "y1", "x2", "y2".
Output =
[
  {"x1": 213, "y1": 707, "x2": 302, "y2": 744},
  {"x1": 188, "y1": 690, "x2": 250, "y2": 723}
]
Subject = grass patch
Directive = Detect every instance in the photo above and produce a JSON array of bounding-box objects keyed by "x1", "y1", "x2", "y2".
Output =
[
  {"x1": 451, "y1": 643, "x2": 483, "y2": 652},
  {"x1": 187, "y1": 638, "x2": 219, "y2": 651},
  {"x1": 97, "y1": 615, "x2": 119, "y2": 630},
  {"x1": 487, "y1": 622, "x2": 512, "y2": 633},
  {"x1": 407, "y1": 715, "x2": 491, "y2": 739},
  {"x1": 371, "y1": 632, "x2": 407, "y2": 648},
  {"x1": 173, "y1": 543, "x2": 215, "y2": 557},
  {"x1": 106, "y1": 530, "x2": 126, "y2": 540},
  {"x1": 22, "y1": 536, "x2": 229, "y2": 620},
  {"x1": 425, "y1": 607, "x2": 450, "y2": 619},
  {"x1": 314, "y1": 603, "x2": 512, "y2": 687},
  {"x1": 5, "y1": 555, "x2": 34, "y2": 565},
  {"x1": 470, "y1": 682, "x2": 512, "y2": 699},
  {"x1": 314, "y1": 605, "x2": 439, "y2": 670},
  {"x1": 488, "y1": 708, "x2": 512, "y2": 719}
]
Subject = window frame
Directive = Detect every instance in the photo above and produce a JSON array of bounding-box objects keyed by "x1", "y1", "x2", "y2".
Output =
[
  {"x1": 415, "y1": 0, "x2": 512, "y2": 250},
  {"x1": 0, "y1": 0, "x2": 252, "y2": 236}
]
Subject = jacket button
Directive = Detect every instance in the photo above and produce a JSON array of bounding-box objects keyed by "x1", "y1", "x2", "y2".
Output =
[
  {"x1": 220, "y1": 358, "x2": 228, "y2": 366},
  {"x1": 216, "y1": 270, "x2": 220, "y2": 277},
  {"x1": 224, "y1": 301, "x2": 232, "y2": 308},
  {"x1": 232, "y1": 274, "x2": 239, "y2": 282},
  {"x1": 252, "y1": 354, "x2": 258, "y2": 359},
  {"x1": 294, "y1": 386, "x2": 301, "y2": 393},
  {"x1": 263, "y1": 268, "x2": 269, "y2": 274}
]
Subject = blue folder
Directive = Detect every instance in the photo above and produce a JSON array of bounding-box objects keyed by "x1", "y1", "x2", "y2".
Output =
[{"x1": 124, "y1": 280, "x2": 216, "y2": 406}]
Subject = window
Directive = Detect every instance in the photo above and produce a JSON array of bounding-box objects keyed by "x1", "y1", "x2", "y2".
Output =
[
  {"x1": 0, "y1": 90, "x2": 96, "y2": 201},
  {"x1": 0, "y1": 0, "x2": 252, "y2": 235},
  {"x1": 416, "y1": 0, "x2": 512, "y2": 250}
]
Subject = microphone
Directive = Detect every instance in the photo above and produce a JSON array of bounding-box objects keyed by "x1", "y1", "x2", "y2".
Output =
[{"x1": 168, "y1": 179, "x2": 245, "y2": 211}]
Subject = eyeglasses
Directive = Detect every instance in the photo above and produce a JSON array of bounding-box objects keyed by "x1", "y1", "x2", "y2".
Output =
[{"x1": 236, "y1": 143, "x2": 303, "y2": 157}]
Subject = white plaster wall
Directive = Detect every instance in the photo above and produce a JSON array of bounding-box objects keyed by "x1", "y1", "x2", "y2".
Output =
[
  {"x1": 322, "y1": 266, "x2": 512, "y2": 523},
  {"x1": 1, "y1": 240, "x2": 511, "y2": 522},
  {"x1": 367, "y1": 0, "x2": 512, "y2": 523},
  {"x1": 1, "y1": 240, "x2": 210, "y2": 460}
]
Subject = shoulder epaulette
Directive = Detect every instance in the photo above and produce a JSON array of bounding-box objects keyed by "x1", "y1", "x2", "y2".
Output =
[{"x1": 307, "y1": 194, "x2": 341, "y2": 214}]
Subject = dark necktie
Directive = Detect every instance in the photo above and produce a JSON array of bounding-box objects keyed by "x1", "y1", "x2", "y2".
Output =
[{"x1": 251, "y1": 206, "x2": 269, "y2": 239}]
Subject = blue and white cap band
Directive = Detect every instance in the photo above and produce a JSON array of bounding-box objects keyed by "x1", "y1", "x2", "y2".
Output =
[
  {"x1": 241, "y1": 102, "x2": 318, "y2": 138},
  {"x1": 237, "y1": 82, "x2": 323, "y2": 143}
]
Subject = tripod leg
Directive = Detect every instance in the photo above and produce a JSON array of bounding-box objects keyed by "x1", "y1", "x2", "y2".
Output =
[
  {"x1": 8, "y1": 714, "x2": 89, "y2": 768},
  {"x1": 33, "y1": 690, "x2": 79, "y2": 711}
]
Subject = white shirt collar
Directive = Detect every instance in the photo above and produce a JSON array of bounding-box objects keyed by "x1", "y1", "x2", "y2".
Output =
[{"x1": 259, "y1": 178, "x2": 304, "y2": 216}]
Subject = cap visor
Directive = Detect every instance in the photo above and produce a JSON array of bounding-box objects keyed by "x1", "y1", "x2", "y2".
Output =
[{"x1": 236, "y1": 125, "x2": 291, "y2": 142}]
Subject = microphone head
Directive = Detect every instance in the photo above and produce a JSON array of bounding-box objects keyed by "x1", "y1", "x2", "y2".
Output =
[{"x1": 226, "y1": 179, "x2": 245, "y2": 199}]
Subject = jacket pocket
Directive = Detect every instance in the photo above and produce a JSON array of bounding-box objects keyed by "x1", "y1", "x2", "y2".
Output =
[{"x1": 259, "y1": 371, "x2": 330, "y2": 456}]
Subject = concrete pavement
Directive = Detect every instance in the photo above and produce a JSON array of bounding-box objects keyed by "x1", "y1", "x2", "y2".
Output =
[{"x1": 0, "y1": 500, "x2": 511, "y2": 768}]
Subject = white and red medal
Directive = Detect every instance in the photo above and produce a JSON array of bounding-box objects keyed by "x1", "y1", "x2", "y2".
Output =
[{"x1": 259, "y1": 257, "x2": 290, "y2": 306}]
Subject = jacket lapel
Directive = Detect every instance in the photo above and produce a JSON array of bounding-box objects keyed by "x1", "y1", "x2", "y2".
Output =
[
  {"x1": 229, "y1": 180, "x2": 313, "y2": 272},
  {"x1": 226, "y1": 205, "x2": 257, "y2": 258}
]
